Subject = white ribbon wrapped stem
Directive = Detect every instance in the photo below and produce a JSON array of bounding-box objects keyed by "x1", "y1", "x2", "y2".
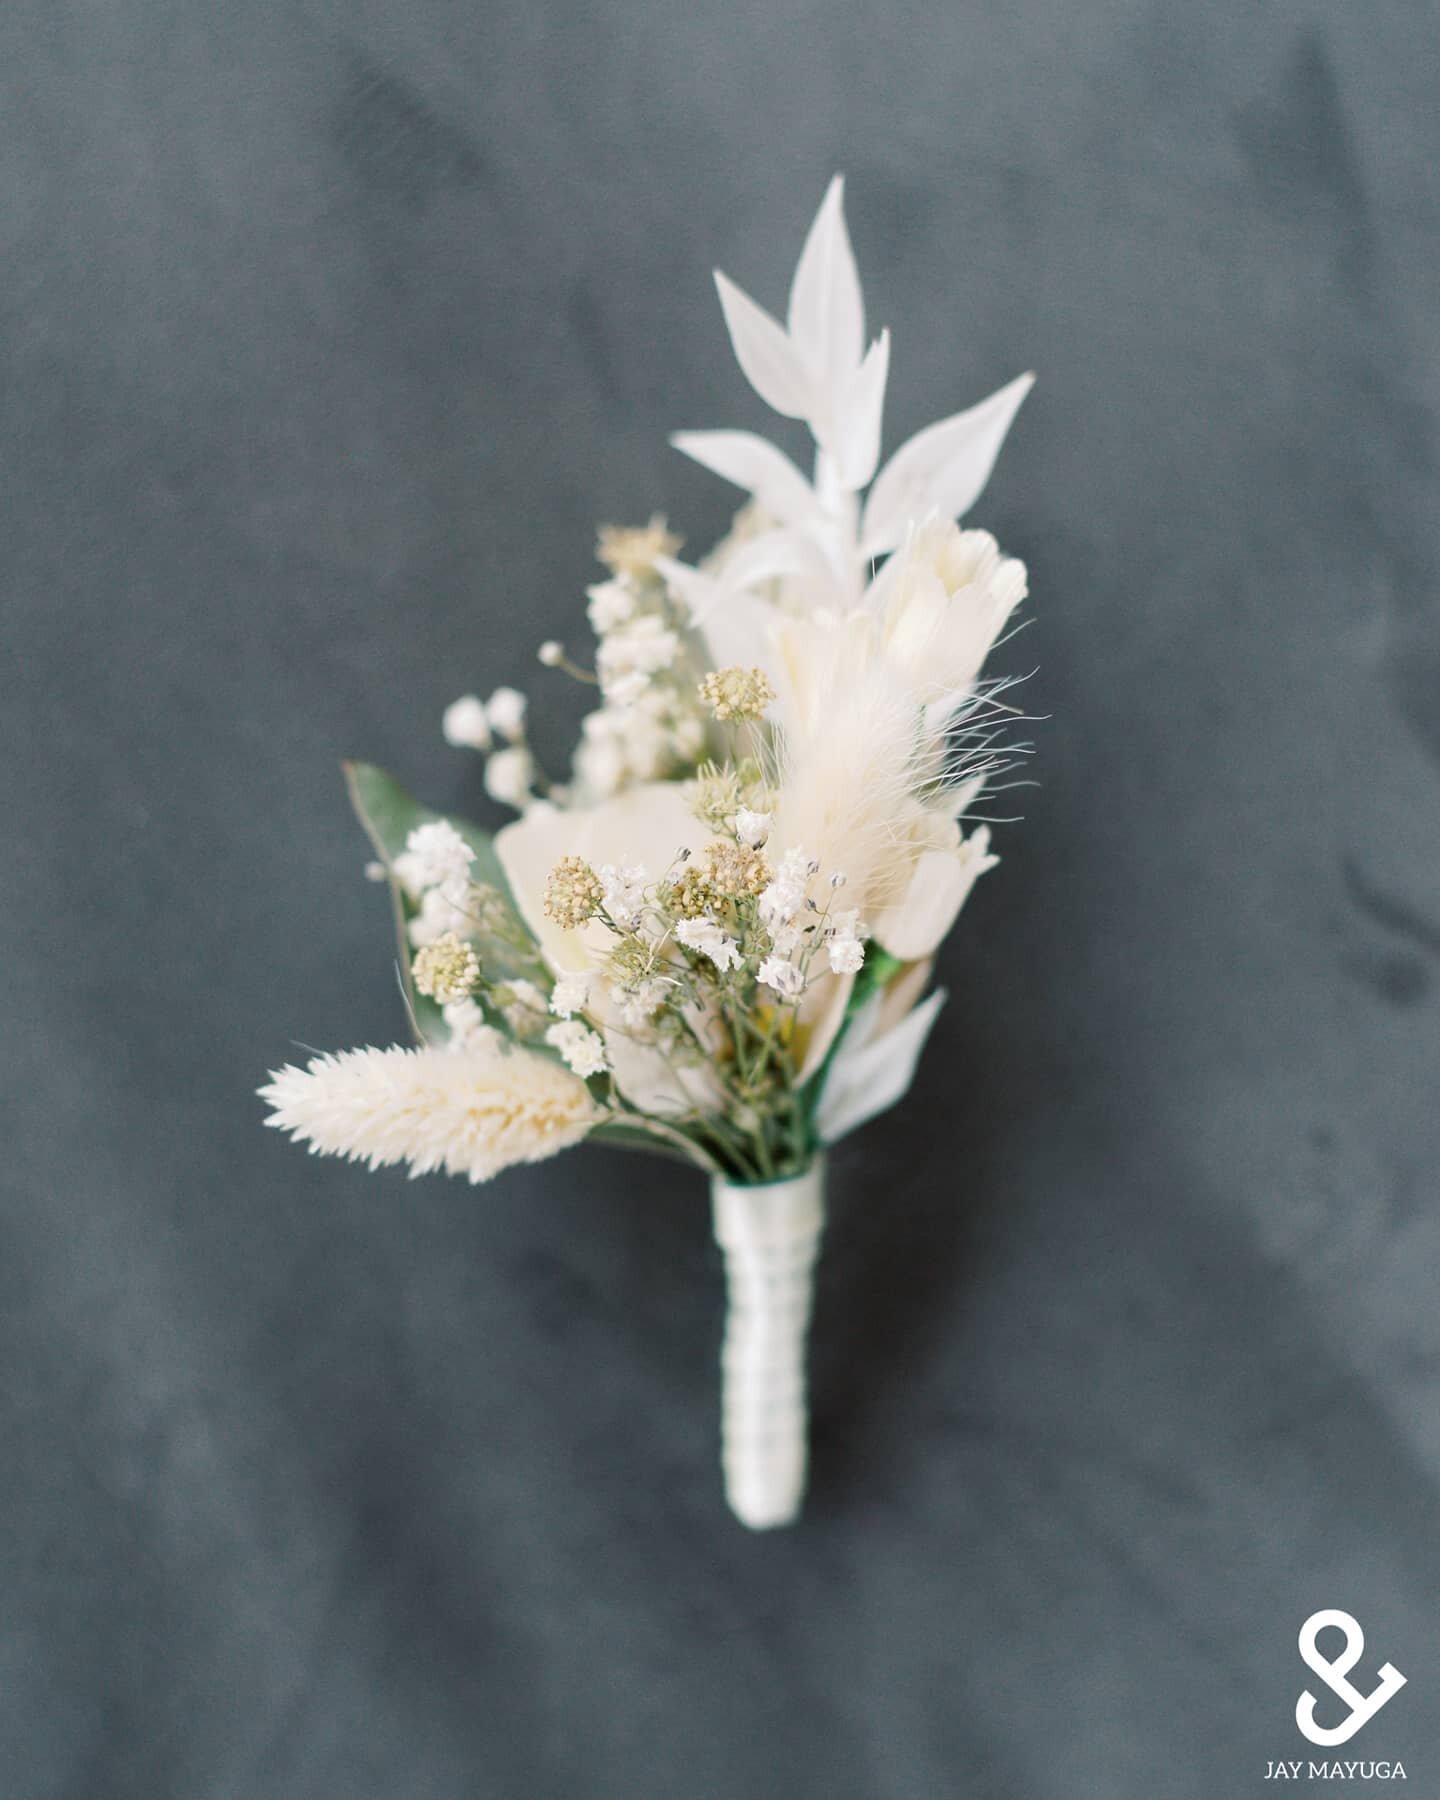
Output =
[{"x1": 710, "y1": 1158, "x2": 826, "y2": 1530}]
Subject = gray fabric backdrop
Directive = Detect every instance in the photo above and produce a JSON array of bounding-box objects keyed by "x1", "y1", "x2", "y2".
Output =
[{"x1": 4, "y1": 2, "x2": 1438, "y2": 1795}]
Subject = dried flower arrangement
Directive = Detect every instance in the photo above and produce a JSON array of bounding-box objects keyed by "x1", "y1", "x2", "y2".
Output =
[{"x1": 262, "y1": 179, "x2": 1034, "y2": 1527}]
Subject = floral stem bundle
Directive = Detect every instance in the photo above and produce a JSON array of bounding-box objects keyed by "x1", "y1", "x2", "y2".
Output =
[{"x1": 262, "y1": 178, "x2": 1034, "y2": 1529}]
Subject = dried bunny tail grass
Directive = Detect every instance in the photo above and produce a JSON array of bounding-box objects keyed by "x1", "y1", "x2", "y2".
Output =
[
  {"x1": 260, "y1": 1042, "x2": 599, "y2": 1184},
  {"x1": 770, "y1": 656, "x2": 935, "y2": 910},
  {"x1": 770, "y1": 622, "x2": 1038, "y2": 909},
  {"x1": 933, "y1": 669, "x2": 1040, "y2": 806}
]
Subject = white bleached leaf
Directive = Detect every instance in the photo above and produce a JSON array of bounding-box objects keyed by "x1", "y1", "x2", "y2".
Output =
[
  {"x1": 697, "y1": 590, "x2": 787, "y2": 693},
  {"x1": 786, "y1": 174, "x2": 864, "y2": 391},
  {"x1": 670, "y1": 430, "x2": 820, "y2": 531},
  {"x1": 714, "y1": 271, "x2": 815, "y2": 421},
  {"x1": 657, "y1": 533, "x2": 827, "y2": 729},
  {"x1": 720, "y1": 527, "x2": 837, "y2": 592},
  {"x1": 658, "y1": 531, "x2": 833, "y2": 625},
  {"x1": 653, "y1": 552, "x2": 719, "y2": 622},
  {"x1": 861, "y1": 371, "x2": 1034, "y2": 558},
  {"x1": 829, "y1": 330, "x2": 890, "y2": 491},
  {"x1": 815, "y1": 989, "x2": 947, "y2": 1145}
]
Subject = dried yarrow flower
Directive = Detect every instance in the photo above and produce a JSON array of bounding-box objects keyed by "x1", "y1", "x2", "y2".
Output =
[
  {"x1": 543, "y1": 855, "x2": 605, "y2": 928},
  {"x1": 412, "y1": 932, "x2": 481, "y2": 1003},
  {"x1": 698, "y1": 666, "x2": 775, "y2": 722},
  {"x1": 596, "y1": 514, "x2": 682, "y2": 577},
  {"x1": 665, "y1": 864, "x2": 719, "y2": 920},
  {"x1": 701, "y1": 838, "x2": 771, "y2": 899}
]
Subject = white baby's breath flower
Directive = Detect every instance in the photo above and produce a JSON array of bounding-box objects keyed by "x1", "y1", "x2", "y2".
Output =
[
  {"x1": 735, "y1": 808, "x2": 771, "y2": 847},
  {"x1": 600, "y1": 669, "x2": 652, "y2": 708},
  {"x1": 442, "y1": 694, "x2": 493, "y2": 751},
  {"x1": 441, "y1": 998, "x2": 501, "y2": 1054},
  {"x1": 758, "y1": 885, "x2": 797, "y2": 933},
  {"x1": 597, "y1": 617, "x2": 680, "y2": 706},
  {"x1": 778, "y1": 848, "x2": 819, "y2": 885},
  {"x1": 824, "y1": 907, "x2": 867, "y2": 974},
  {"x1": 827, "y1": 936, "x2": 865, "y2": 974},
  {"x1": 758, "y1": 848, "x2": 814, "y2": 934},
  {"x1": 486, "y1": 687, "x2": 528, "y2": 741},
  {"x1": 537, "y1": 640, "x2": 564, "y2": 666},
  {"x1": 586, "y1": 579, "x2": 635, "y2": 634},
  {"x1": 575, "y1": 732, "x2": 629, "y2": 800},
  {"x1": 757, "y1": 955, "x2": 806, "y2": 1000},
  {"x1": 675, "y1": 917, "x2": 743, "y2": 972},
  {"x1": 619, "y1": 713, "x2": 672, "y2": 777},
  {"x1": 259, "y1": 1041, "x2": 598, "y2": 1183},
  {"x1": 408, "y1": 883, "x2": 475, "y2": 948},
  {"x1": 484, "y1": 746, "x2": 534, "y2": 807},
  {"x1": 505, "y1": 979, "x2": 549, "y2": 1015},
  {"x1": 768, "y1": 920, "x2": 804, "y2": 956},
  {"x1": 616, "y1": 976, "x2": 670, "y2": 1029},
  {"x1": 549, "y1": 972, "x2": 591, "y2": 1018},
  {"x1": 545, "y1": 1020, "x2": 610, "y2": 1077},
  {"x1": 599, "y1": 862, "x2": 648, "y2": 931},
  {"x1": 616, "y1": 615, "x2": 680, "y2": 673},
  {"x1": 393, "y1": 820, "x2": 475, "y2": 898}
]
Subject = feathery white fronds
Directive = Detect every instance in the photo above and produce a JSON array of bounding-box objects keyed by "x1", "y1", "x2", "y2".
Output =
[
  {"x1": 768, "y1": 641, "x2": 931, "y2": 917},
  {"x1": 260, "y1": 1042, "x2": 599, "y2": 1184}
]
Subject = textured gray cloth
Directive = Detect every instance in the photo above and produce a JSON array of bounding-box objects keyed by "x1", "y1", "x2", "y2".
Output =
[{"x1": 4, "y1": 3, "x2": 1438, "y2": 1795}]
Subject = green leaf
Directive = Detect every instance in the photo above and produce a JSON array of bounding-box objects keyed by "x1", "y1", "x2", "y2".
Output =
[
  {"x1": 343, "y1": 761, "x2": 545, "y2": 1046},
  {"x1": 590, "y1": 1116, "x2": 718, "y2": 1171},
  {"x1": 344, "y1": 761, "x2": 519, "y2": 900}
]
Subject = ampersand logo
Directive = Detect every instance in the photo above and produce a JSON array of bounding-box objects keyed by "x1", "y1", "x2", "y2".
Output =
[{"x1": 1296, "y1": 1610, "x2": 1407, "y2": 1747}]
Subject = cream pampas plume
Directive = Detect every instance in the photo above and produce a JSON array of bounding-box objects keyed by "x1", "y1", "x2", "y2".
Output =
[{"x1": 260, "y1": 1042, "x2": 599, "y2": 1183}]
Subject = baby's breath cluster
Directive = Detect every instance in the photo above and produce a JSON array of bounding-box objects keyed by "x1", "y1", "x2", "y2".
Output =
[
  {"x1": 441, "y1": 688, "x2": 541, "y2": 809},
  {"x1": 451, "y1": 514, "x2": 713, "y2": 809},
  {"x1": 503, "y1": 779, "x2": 873, "y2": 1173}
]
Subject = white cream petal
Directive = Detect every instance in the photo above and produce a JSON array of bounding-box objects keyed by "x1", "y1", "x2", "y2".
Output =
[
  {"x1": 815, "y1": 989, "x2": 947, "y2": 1146},
  {"x1": 603, "y1": 1030, "x2": 726, "y2": 1118},
  {"x1": 870, "y1": 835, "x2": 992, "y2": 961},
  {"x1": 495, "y1": 783, "x2": 704, "y2": 974},
  {"x1": 795, "y1": 966, "x2": 856, "y2": 1084}
]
